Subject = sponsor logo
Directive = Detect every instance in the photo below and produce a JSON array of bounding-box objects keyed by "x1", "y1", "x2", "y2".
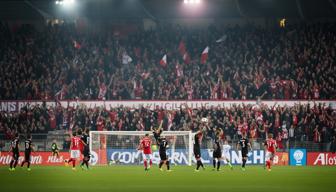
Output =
[
  {"x1": 289, "y1": 149, "x2": 306, "y2": 166},
  {"x1": 0, "y1": 152, "x2": 73, "y2": 166},
  {"x1": 106, "y1": 149, "x2": 287, "y2": 165},
  {"x1": 293, "y1": 150, "x2": 304, "y2": 164},
  {"x1": 307, "y1": 152, "x2": 336, "y2": 166}
]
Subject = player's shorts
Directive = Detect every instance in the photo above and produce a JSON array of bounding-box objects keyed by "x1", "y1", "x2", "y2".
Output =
[
  {"x1": 12, "y1": 151, "x2": 19, "y2": 160},
  {"x1": 241, "y1": 149, "x2": 248, "y2": 158},
  {"x1": 70, "y1": 150, "x2": 80, "y2": 159},
  {"x1": 24, "y1": 151, "x2": 31, "y2": 162},
  {"x1": 265, "y1": 151, "x2": 275, "y2": 161},
  {"x1": 83, "y1": 149, "x2": 90, "y2": 157},
  {"x1": 194, "y1": 147, "x2": 201, "y2": 159},
  {"x1": 159, "y1": 152, "x2": 168, "y2": 161},
  {"x1": 142, "y1": 153, "x2": 152, "y2": 161},
  {"x1": 213, "y1": 150, "x2": 222, "y2": 159}
]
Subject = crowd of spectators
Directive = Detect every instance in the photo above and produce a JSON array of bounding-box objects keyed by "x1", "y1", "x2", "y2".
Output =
[
  {"x1": 0, "y1": 103, "x2": 335, "y2": 151},
  {"x1": 0, "y1": 21, "x2": 335, "y2": 100}
]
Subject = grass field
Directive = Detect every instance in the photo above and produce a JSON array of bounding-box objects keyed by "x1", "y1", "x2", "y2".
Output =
[{"x1": 1, "y1": 165, "x2": 335, "y2": 192}]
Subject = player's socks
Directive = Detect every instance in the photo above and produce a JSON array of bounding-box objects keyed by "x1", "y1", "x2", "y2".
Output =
[
  {"x1": 196, "y1": 160, "x2": 201, "y2": 170},
  {"x1": 159, "y1": 161, "x2": 164, "y2": 168},
  {"x1": 166, "y1": 161, "x2": 170, "y2": 170},
  {"x1": 9, "y1": 160, "x2": 14, "y2": 169},
  {"x1": 20, "y1": 161, "x2": 25, "y2": 167},
  {"x1": 149, "y1": 159, "x2": 153, "y2": 168},
  {"x1": 85, "y1": 160, "x2": 89, "y2": 169},
  {"x1": 242, "y1": 159, "x2": 246, "y2": 168},
  {"x1": 144, "y1": 160, "x2": 148, "y2": 169},
  {"x1": 226, "y1": 159, "x2": 232, "y2": 167},
  {"x1": 27, "y1": 162, "x2": 30, "y2": 168},
  {"x1": 213, "y1": 160, "x2": 216, "y2": 169},
  {"x1": 200, "y1": 161, "x2": 204, "y2": 170},
  {"x1": 72, "y1": 160, "x2": 76, "y2": 168},
  {"x1": 217, "y1": 161, "x2": 221, "y2": 170},
  {"x1": 266, "y1": 160, "x2": 270, "y2": 169},
  {"x1": 13, "y1": 160, "x2": 18, "y2": 168}
]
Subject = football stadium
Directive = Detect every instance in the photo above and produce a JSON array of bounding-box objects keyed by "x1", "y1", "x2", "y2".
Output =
[{"x1": 0, "y1": 0, "x2": 335, "y2": 191}]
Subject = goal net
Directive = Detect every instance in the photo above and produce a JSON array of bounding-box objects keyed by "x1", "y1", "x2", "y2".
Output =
[{"x1": 89, "y1": 131, "x2": 193, "y2": 166}]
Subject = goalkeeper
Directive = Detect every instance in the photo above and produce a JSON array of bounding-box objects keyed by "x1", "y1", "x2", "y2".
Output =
[{"x1": 51, "y1": 140, "x2": 59, "y2": 158}]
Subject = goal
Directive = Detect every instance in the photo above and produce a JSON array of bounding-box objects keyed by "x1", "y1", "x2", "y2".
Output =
[{"x1": 89, "y1": 131, "x2": 193, "y2": 166}]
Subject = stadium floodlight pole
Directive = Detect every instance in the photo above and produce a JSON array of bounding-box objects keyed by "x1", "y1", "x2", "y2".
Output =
[{"x1": 90, "y1": 131, "x2": 193, "y2": 166}]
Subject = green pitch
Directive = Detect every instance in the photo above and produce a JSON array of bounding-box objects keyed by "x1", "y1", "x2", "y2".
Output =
[{"x1": 1, "y1": 165, "x2": 335, "y2": 192}]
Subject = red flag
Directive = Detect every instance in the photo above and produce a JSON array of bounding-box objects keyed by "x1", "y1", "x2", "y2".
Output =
[
  {"x1": 201, "y1": 46, "x2": 209, "y2": 64},
  {"x1": 183, "y1": 52, "x2": 190, "y2": 64},
  {"x1": 178, "y1": 41, "x2": 186, "y2": 55},
  {"x1": 160, "y1": 54, "x2": 167, "y2": 67}
]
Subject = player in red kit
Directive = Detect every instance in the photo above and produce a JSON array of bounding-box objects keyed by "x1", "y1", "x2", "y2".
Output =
[
  {"x1": 65, "y1": 129, "x2": 85, "y2": 170},
  {"x1": 138, "y1": 133, "x2": 152, "y2": 171},
  {"x1": 264, "y1": 133, "x2": 277, "y2": 171}
]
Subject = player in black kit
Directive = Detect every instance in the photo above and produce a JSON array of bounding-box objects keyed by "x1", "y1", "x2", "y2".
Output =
[
  {"x1": 21, "y1": 134, "x2": 33, "y2": 171},
  {"x1": 80, "y1": 128, "x2": 90, "y2": 170},
  {"x1": 158, "y1": 136, "x2": 171, "y2": 171},
  {"x1": 236, "y1": 132, "x2": 252, "y2": 171},
  {"x1": 212, "y1": 132, "x2": 222, "y2": 171},
  {"x1": 194, "y1": 129, "x2": 205, "y2": 172},
  {"x1": 152, "y1": 120, "x2": 163, "y2": 144},
  {"x1": 9, "y1": 133, "x2": 20, "y2": 171}
]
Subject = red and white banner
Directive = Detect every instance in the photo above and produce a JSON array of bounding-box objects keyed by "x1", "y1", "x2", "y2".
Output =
[
  {"x1": 273, "y1": 152, "x2": 289, "y2": 166},
  {"x1": 307, "y1": 152, "x2": 336, "y2": 166},
  {"x1": 0, "y1": 152, "x2": 70, "y2": 166},
  {"x1": 0, "y1": 151, "x2": 104, "y2": 166},
  {"x1": 0, "y1": 100, "x2": 335, "y2": 112}
]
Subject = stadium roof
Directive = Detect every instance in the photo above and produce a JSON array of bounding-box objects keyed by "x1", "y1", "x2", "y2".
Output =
[{"x1": 0, "y1": 0, "x2": 335, "y2": 20}]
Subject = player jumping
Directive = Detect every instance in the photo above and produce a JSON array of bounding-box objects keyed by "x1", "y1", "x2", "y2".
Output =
[
  {"x1": 21, "y1": 134, "x2": 33, "y2": 171},
  {"x1": 138, "y1": 133, "x2": 152, "y2": 171},
  {"x1": 152, "y1": 120, "x2": 163, "y2": 144},
  {"x1": 80, "y1": 128, "x2": 91, "y2": 170},
  {"x1": 158, "y1": 136, "x2": 171, "y2": 172},
  {"x1": 9, "y1": 133, "x2": 20, "y2": 171},
  {"x1": 264, "y1": 133, "x2": 277, "y2": 171},
  {"x1": 237, "y1": 132, "x2": 252, "y2": 171},
  {"x1": 65, "y1": 130, "x2": 85, "y2": 170}
]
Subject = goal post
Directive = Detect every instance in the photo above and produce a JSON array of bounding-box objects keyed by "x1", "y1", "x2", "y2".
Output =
[{"x1": 89, "y1": 131, "x2": 193, "y2": 166}]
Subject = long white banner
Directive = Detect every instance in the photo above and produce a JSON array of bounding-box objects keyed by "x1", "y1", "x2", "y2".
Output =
[{"x1": 0, "y1": 100, "x2": 335, "y2": 112}]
